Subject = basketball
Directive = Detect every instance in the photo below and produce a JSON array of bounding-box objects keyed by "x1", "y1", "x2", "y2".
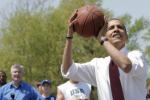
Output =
[{"x1": 73, "y1": 5, "x2": 105, "y2": 37}]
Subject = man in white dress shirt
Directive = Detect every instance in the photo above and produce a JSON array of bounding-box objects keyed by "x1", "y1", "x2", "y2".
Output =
[{"x1": 61, "y1": 10, "x2": 147, "y2": 100}]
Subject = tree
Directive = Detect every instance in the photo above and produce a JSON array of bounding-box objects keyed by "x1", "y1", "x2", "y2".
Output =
[{"x1": 0, "y1": 0, "x2": 103, "y2": 96}]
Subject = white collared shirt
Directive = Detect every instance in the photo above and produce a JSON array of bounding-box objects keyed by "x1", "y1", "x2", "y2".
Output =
[{"x1": 61, "y1": 48, "x2": 147, "y2": 100}]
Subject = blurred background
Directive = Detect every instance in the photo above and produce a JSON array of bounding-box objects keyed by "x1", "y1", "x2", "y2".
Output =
[{"x1": 0, "y1": 0, "x2": 150, "y2": 98}]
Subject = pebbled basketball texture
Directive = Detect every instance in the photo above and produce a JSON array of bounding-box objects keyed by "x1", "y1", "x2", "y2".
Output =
[{"x1": 73, "y1": 5, "x2": 105, "y2": 37}]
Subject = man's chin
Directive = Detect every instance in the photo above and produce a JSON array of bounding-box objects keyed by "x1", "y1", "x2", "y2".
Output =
[
  {"x1": 113, "y1": 39, "x2": 122, "y2": 43},
  {"x1": 113, "y1": 42, "x2": 125, "y2": 49},
  {"x1": 13, "y1": 79, "x2": 21, "y2": 83}
]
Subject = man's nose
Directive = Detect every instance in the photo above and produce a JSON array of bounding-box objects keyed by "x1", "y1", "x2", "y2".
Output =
[{"x1": 114, "y1": 26, "x2": 119, "y2": 33}]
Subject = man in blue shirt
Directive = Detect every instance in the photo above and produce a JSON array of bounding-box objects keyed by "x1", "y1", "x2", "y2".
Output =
[{"x1": 0, "y1": 64, "x2": 38, "y2": 100}]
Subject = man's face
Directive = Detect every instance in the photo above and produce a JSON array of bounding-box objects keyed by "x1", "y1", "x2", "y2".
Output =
[
  {"x1": 0, "y1": 72, "x2": 6, "y2": 85},
  {"x1": 42, "y1": 83, "x2": 51, "y2": 93},
  {"x1": 11, "y1": 68, "x2": 23, "y2": 83},
  {"x1": 105, "y1": 19, "x2": 128, "y2": 49},
  {"x1": 37, "y1": 85, "x2": 42, "y2": 93}
]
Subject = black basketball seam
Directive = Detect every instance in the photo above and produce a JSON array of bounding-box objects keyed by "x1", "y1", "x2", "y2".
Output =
[
  {"x1": 81, "y1": 9, "x2": 91, "y2": 36},
  {"x1": 82, "y1": 6, "x2": 96, "y2": 36},
  {"x1": 92, "y1": 13, "x2": 95, "y2": 36},
  {"x1": 91, "y1": 8, "x2": 102, "y2": 37},
  {"x1": 91, "y1": 7, "x2": 97, "y2": 36},
  {"x1": 93, "y1": 12, "x2": 104, "y2": 36},
  {"x1": 93, "y1": 11, "x2": 105, "y2": 26}
]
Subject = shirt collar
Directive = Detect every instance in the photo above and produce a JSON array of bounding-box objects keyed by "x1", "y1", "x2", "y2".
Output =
[
  {"x1": 10, "y1": 81, "x2": 23, "y2": 89},
  {"x1": 106, "y1": 46, "x2": 129, "y2": 61}
]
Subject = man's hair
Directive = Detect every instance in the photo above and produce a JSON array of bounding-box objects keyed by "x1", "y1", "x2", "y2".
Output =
[
  {"x1": 98, "y1": 18, "x2": 128, "y2": 38},
  {"x1": 0, "y1": 70, "x2": 7, "y2": 85},
  {"x1": 108, "y1": 18, "x2": 127, "y2": 34},
  {"x1": 11, "y1": 64, "x2": 25, "y2": 74},
  {"x1": 0, "y1": 70, "x2": 7, "y2": 77}
]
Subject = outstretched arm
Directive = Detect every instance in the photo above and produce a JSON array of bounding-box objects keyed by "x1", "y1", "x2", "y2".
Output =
[
  {"x1": 102, "y1": 41, "x2": 132, "y2": 73},
  {"x1": 97, "y1": 19, "x2": 132, "y2": 73},
  {"x1": 62, "y1": 10, "x2": 78, "y2": 73}
]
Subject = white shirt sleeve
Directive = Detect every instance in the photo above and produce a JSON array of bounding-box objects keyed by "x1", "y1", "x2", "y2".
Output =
[
  {"x1": 61, "y1": 59, "x2": 97, "y2": 86},
  {"x1": 128, "y1": 50, "x2": 147, "y2": 79}
]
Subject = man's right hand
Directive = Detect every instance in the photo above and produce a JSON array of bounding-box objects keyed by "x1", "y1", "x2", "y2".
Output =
[{"x1": 67, "y1": 10, "x2": 78, "y2": 36}]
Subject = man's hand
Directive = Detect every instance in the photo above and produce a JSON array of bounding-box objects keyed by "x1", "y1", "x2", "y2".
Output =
[{"x1": 67, "y1": 10, "x2": 78, "y2": 36}]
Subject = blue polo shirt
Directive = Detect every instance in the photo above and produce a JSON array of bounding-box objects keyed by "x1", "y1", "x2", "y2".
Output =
[{"x1": 0, "y1": 81, "x2": 38, "y2": 100}]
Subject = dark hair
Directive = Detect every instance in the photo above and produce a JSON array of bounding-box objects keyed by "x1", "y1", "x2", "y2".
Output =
[
  {"x1": 108, "y1": 18, "x2": 127, "y2": 34},
  {"x1": 0, "y1": 70, "x2": 7, "y2": 78},
  {"x1": 36, "y1": 82, "x2": 41, "y2": 87},
  {"x1": 0, "y1": 70, "x2": 7, "y2": 86}
]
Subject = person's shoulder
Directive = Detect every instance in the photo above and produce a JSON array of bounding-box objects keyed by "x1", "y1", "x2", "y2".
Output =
[
  {"x1": 21, "y1": 81, "x2": 35, "y2": 89},
  {"x1": 21, "y1": 81, "x2": 31, "y2": 86},
  {"x1": 58, "y1": 81, "x2": 69, "y2": 88},
  {"x1": 0, "y1": 82, "x2": 11, "y2": 89},
  {"x1": 57, "y1": 81, "x2": 73, "y2": 91},
  {"x1": 0, "y1": 82, "x2": 12, "y2": 93},
  {"x1": 90, "y1": 57, "x2": 109, "y2": 63},
  {"x1": 128, "y1": 50, "x2": 143, "y2": 57}
]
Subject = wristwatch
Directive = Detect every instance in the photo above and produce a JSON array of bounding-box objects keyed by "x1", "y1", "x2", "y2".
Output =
[
  {"x1": 100, "y1": 37, "x2": 108, "y2": 45},
  {"x1": 66, "y1": 36, "x2": 73, "y2": 39}
]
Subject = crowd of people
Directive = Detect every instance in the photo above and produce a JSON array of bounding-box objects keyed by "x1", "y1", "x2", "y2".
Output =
[
  {"x1": 0, "y1": 64, "x2": 93, "y2": 100},
  {"x1": 0, "y1": 63, "x2": 149, "y2": 100}
]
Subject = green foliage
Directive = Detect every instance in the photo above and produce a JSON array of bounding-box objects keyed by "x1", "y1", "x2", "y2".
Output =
[
  {"x1": 119, "y1": 14, "x2": 132, "y2": 26},
  {"x1": 119, "y1": 15, "x2": 150, "y2": 50},
  {"x1": 146, "y1": 47, "x2": 150, "y2": 57},
  {"x1": 147, "y1": 78, "x2": 150, "y2": 86},
  {"x1": 0, "y1": 0, "x2": 103, "y2": 96}
]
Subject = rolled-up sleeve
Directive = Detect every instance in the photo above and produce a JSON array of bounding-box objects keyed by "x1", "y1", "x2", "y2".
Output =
[
  {"x1": 128, "y1": 50, "x2": 147, "y2": 79},
  {"x1": 61, "y1": 59, "x2": 97, "y2": 86},
  {"x1": 61, "y1": 62, "x2": 77, "y2": 78}
]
